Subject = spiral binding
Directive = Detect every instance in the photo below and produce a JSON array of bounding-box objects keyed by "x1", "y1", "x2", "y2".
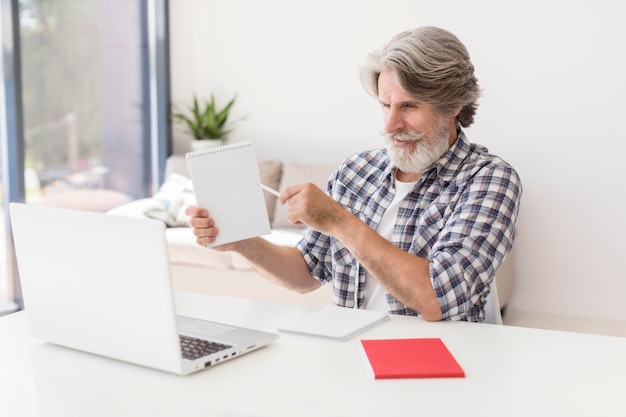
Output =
[{"x1": 185, "y1": 140, "x2": 252, "y2": 160}]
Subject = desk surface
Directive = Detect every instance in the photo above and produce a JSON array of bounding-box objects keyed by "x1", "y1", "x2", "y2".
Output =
[{"x1": 2, "y1": 292, "x2": 626, "y2": 417}]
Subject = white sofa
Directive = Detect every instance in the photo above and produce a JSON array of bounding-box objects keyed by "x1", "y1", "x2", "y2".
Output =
[
  {"x1": 108, "y1": 155, "x2": 513, "y2": 311},
  {"x1": 108, "y1": 155, "x2": 336, "y2": 306}
]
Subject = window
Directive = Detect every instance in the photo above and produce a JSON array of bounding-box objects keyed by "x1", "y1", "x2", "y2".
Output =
[{"x1": 0, "y1": 0, "x2": 170, "y2": 313}]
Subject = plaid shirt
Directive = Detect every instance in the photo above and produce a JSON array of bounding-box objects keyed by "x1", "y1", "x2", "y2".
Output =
[{"x1": 296, "y1": 131, "x2": 522, "y2": 321}]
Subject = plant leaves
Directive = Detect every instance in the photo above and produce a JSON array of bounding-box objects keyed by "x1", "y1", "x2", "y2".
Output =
[{"x1": 171, "y1": 93, "x2": 238, "y2": 140}]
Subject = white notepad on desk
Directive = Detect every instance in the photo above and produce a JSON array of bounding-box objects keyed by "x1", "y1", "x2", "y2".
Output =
[
  {"x1": 278, "y1": 305, "x2": 390, "y2": 341},
  {"x1": 185, "y1": 141, "x2": 271, "y2": 248}
]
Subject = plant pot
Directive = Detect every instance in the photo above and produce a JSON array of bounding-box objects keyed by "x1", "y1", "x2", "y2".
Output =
[{"x1": 190, "y1": 139, "x2": 225, "y2": 152}]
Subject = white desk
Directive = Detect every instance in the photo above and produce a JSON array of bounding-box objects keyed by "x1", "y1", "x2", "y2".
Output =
[{"x1": 2, "y1": 292, "x2": 626, "y2": 417}]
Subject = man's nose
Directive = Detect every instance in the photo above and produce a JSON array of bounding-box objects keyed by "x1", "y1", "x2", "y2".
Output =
[{"x1": 383, "y1": 107, "x2": 405, "y2": 133}]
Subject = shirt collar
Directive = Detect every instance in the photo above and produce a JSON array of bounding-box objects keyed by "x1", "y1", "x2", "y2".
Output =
[{"x1": 428, "y1": 129, "x2": 471, "y2": 186}]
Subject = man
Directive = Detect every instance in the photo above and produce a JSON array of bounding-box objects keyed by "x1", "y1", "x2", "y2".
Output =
[{"x1": 186, "y1": 26, "x2": 522, "y2": 322}]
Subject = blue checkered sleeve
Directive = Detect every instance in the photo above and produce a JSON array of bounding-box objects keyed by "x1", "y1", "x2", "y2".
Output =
[{"x1": 427, "y1": 162, "x2": 522, "y2": 320}]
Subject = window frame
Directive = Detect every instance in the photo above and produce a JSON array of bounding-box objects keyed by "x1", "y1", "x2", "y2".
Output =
[{"x1": 0, "y1": 0, "x2": 171, "y2": 312}]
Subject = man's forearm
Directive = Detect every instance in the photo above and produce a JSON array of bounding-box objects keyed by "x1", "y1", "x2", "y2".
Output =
[
  {"x1": 230, "y1": 237, "x2": 321, "y2": 294},
  {"x1": 330, "y1": 211, "x2": 442, "y2": 321}
]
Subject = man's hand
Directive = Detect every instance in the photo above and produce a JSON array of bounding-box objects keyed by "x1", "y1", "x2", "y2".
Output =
[
  {"x1": 280, "y1": 183, "x2": 347, "y2": 235},
  {"x1": 185, "y1": 205, "x2": 233, "y2": 251}
]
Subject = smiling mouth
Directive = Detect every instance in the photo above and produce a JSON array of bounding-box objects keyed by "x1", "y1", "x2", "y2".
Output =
[{"x1": 393, "y1": 137, "x2": 417, "y2": 146}]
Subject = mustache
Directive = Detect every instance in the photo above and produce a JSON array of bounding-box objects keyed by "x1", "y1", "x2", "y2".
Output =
[{"x1": 381, "y1": 130, "x2": 425, "y2": 142}]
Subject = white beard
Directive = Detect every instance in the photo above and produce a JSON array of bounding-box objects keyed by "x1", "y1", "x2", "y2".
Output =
[{"x1": 383, "y1": 117, "x2": 450, "y2": 173}]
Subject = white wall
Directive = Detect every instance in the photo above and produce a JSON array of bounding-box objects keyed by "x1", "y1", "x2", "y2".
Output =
[{"x1": 169, "y1": 0, "x2": 626, "y2": 322}]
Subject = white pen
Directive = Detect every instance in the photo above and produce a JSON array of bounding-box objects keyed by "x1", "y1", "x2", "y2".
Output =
[{"x1": 259, "y1": 183, "x2": 281, "y2": 197}]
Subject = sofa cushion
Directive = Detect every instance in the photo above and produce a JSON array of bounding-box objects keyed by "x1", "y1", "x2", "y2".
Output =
[
  {"x1": 144, "y1": 173, "x2": 195, "y2": 227},
  {"x1": 272, "y1": 162, "x2": 337, "y2": 228},
  {"x1": 165, "y1": 154, "x2": 189, "y2": 177}
]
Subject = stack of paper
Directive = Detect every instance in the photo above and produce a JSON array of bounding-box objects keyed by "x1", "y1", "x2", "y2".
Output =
[{"x1": 277, "y1": 304, "x2": 389, "y2": 341}]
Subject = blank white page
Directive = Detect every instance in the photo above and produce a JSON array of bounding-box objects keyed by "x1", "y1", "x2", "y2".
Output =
[
  {"x1": 185, "y1": 141, "x2": 271, "y2": 247},
  {"x1": 278, "y1": 304, "x2": 390, "y2": 341}
]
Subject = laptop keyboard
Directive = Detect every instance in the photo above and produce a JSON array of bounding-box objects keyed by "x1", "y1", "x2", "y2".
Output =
[{"x1": 180, "y1": 335, "x2": 232, "y2": 360}]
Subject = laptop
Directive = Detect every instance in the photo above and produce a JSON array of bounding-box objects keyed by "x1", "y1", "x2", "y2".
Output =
[{"x1": 9, "y1": 202, "x2": 278, "y2": 375}]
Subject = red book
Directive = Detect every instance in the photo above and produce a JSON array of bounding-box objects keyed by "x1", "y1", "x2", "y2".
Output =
[{"x1": 360, "y1": 338, "x2": 465, "y2": 379}]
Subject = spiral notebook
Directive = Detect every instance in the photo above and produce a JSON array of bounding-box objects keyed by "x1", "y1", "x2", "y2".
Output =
[{"x1": 185, "y1": 141, "x2": 271, "y2": 247}]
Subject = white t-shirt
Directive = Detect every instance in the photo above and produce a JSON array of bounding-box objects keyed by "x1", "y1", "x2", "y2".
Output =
[{"x1": 364, "y1": 178, "x2": 417, "y2": 311}]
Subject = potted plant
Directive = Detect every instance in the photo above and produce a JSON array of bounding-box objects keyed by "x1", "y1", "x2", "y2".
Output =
[{"x1": 171, "y1": 93, "x2": 238, "y2": 150}]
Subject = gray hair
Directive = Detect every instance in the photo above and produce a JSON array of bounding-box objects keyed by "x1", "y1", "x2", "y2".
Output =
[{"x1": 360, "y1": 26, "x2": 481, "y2": 128}]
